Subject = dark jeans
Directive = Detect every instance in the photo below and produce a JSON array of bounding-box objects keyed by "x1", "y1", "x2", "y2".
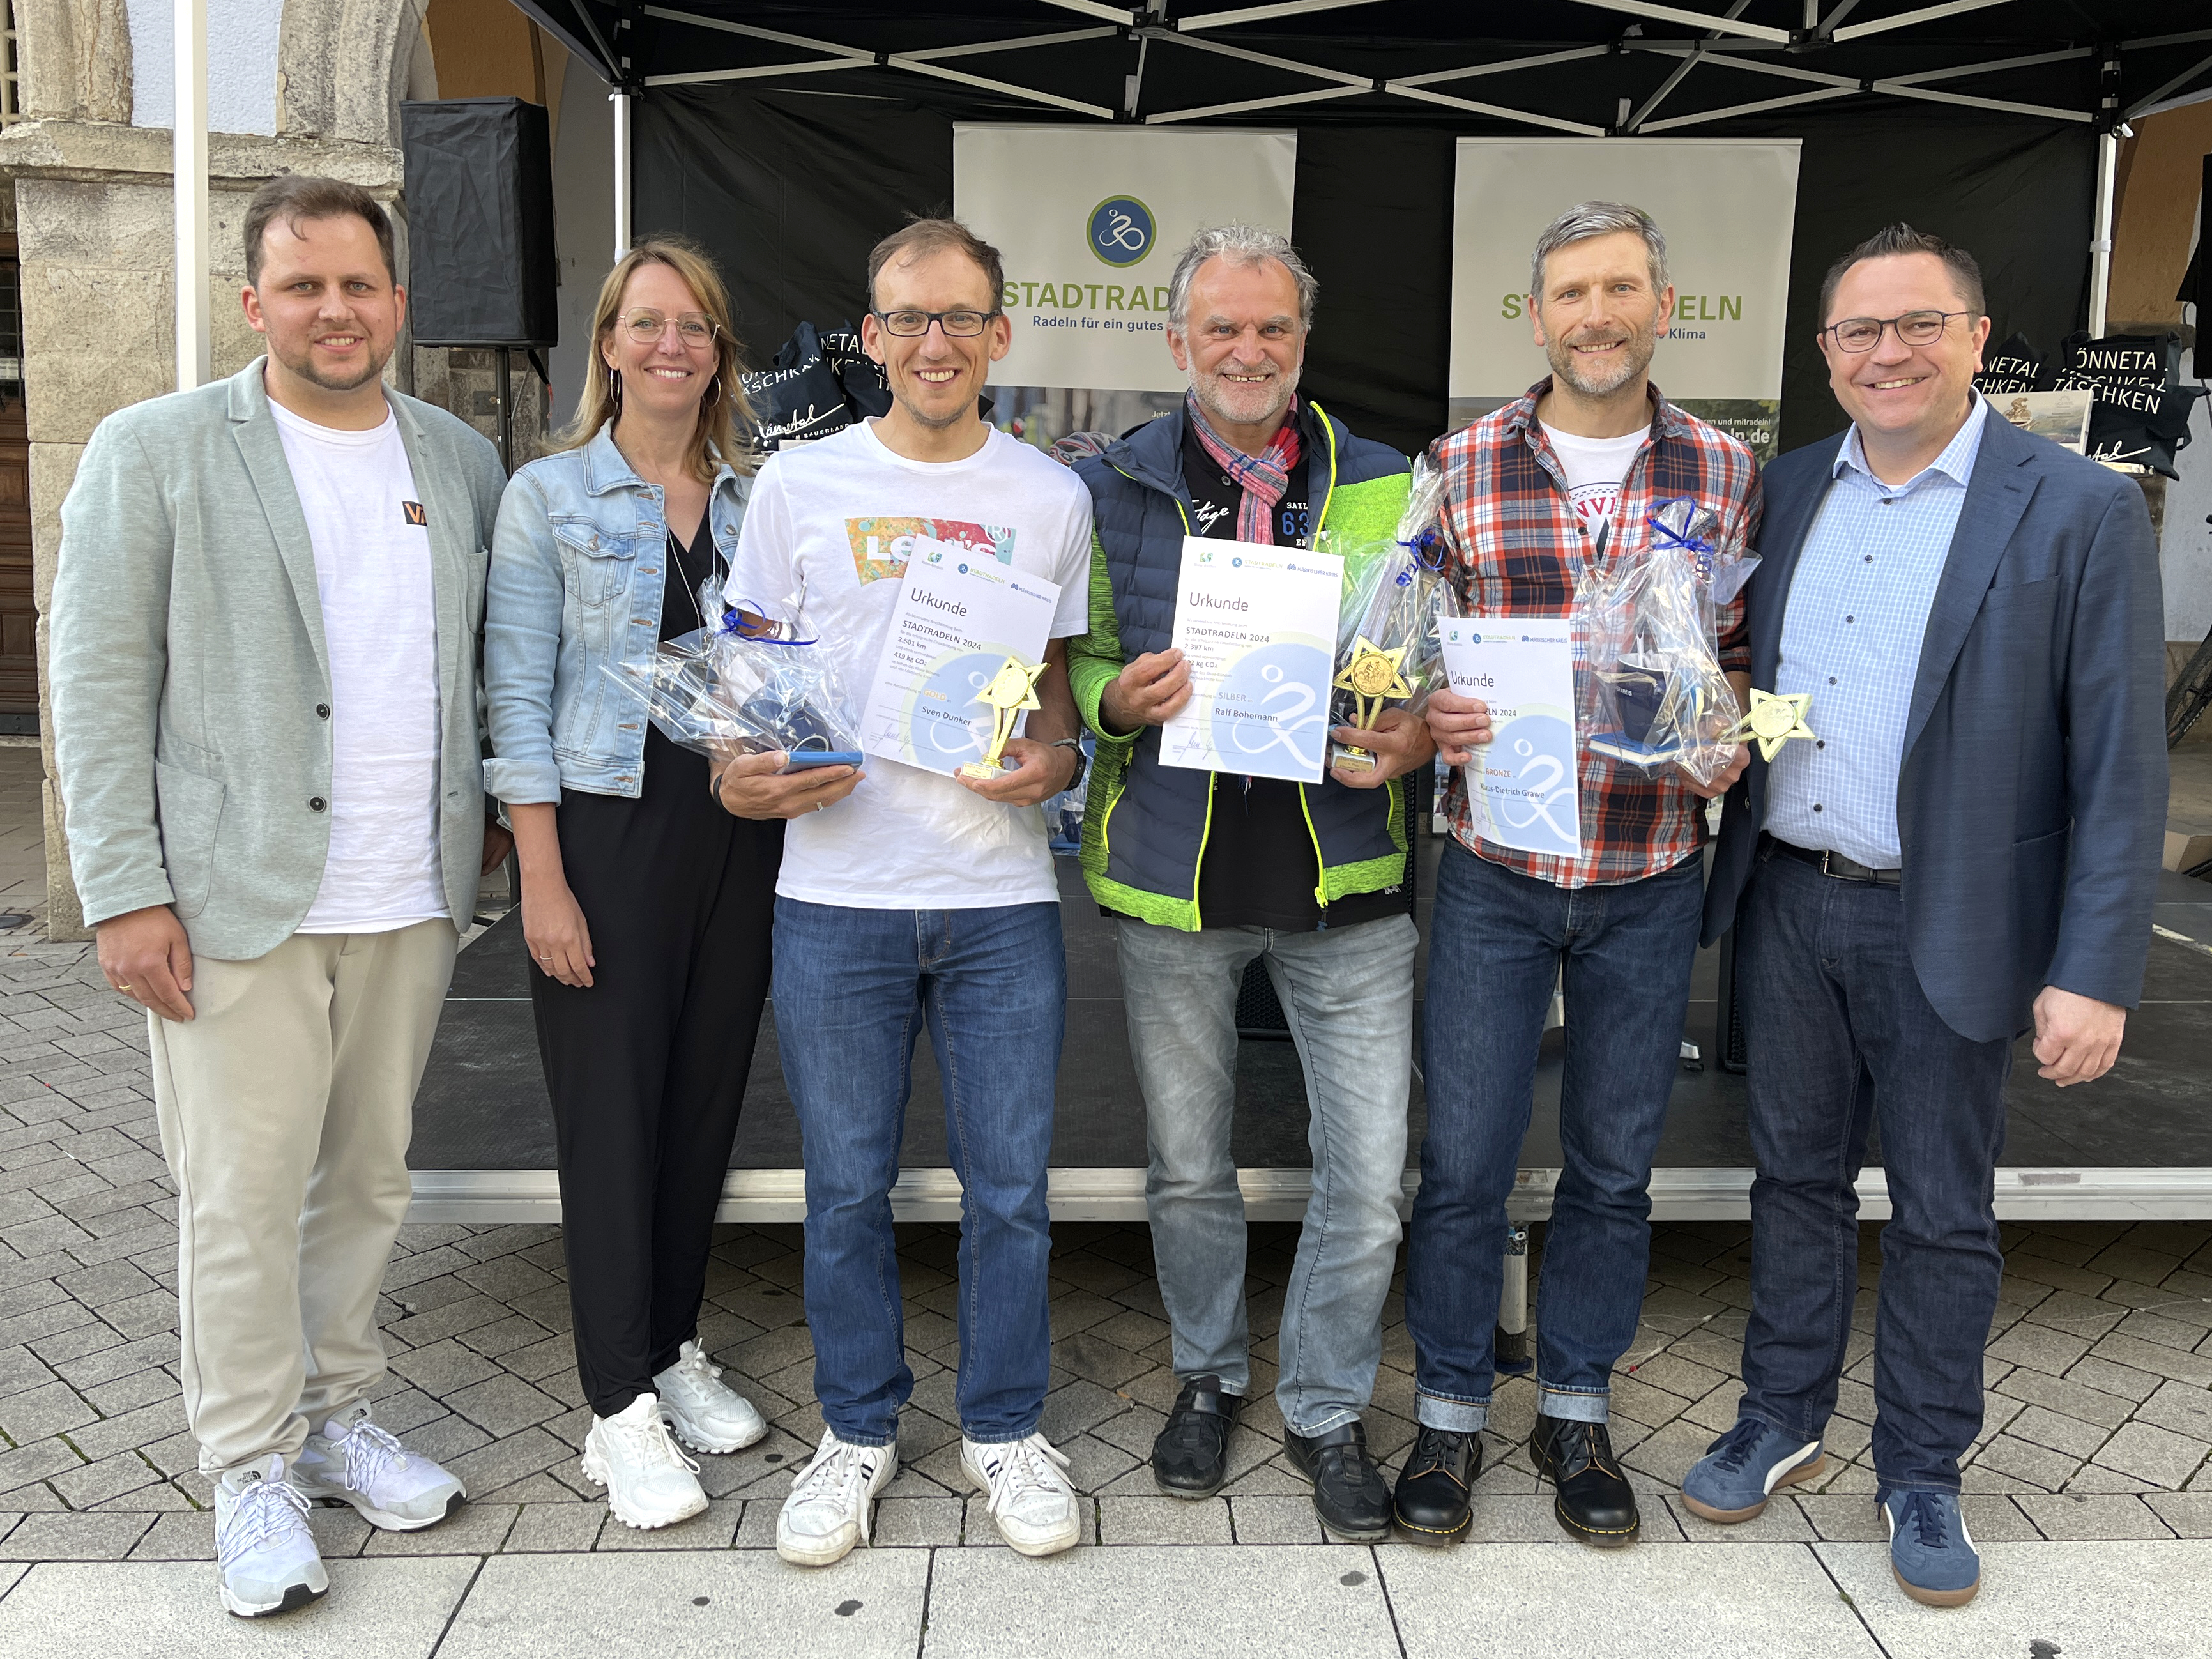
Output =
[
  {"x1": 1405, "y1": 841, "x2": 1705, "y2": 1431},
  {"x1": 1735, "y1": 847, "x2": 2012, "y2": 1492},
  {"x1": 771, "y1": 897, "x2": 1065, "y2": 1448}
]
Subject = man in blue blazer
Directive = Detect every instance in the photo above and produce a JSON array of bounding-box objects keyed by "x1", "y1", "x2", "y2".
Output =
[{"x1": 1679, "y1": 225, "x2": 2164, "y2": 1609}]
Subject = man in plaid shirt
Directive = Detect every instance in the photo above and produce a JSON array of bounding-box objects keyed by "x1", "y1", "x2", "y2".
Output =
[{"x1": 1391, "y1": 203, "x2": 1760, "y2": 1552}]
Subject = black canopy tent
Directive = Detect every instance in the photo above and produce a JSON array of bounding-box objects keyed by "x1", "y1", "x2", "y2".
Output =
[
  {"x1": 408, "y1": 0, "x2": 2212, "y2": 1226},
  {"x1": 498, "y1": 0, "x2": 2211, "y2": 455}
]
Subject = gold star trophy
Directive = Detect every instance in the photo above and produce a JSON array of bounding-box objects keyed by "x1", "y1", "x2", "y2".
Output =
[
  {"x1": 1721, "y1": 688, "x2": 1817, "y2": 761},
  {"x1": 1330, "y1": 636, "x2": 1415, "y2": 775},
  {"x1": 960, "y1": 655, "x2": 1048, "y2": 779}
]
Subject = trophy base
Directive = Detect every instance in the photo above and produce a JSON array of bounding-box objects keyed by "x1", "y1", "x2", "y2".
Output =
[
  {"x1": 1330, "y1": 741, "x2": 1378, "y2": 775},
  {"x1": 959, "y1": 759, "x2": 1012, "y2": 780}
]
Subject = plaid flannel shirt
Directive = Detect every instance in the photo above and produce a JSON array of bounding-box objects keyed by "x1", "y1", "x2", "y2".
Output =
[{"x1": 1431, "y1": 379, "x2": 1761, "y2": 889}]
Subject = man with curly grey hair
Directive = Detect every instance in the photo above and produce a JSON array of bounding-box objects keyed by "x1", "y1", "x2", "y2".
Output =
[{"x1": 1065, "y1": 224, "x2": 1430, "y2": 1541}]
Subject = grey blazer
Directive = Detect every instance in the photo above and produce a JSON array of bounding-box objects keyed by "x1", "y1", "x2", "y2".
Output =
[{"x1": 51, "y1": 356, "x2": 507, "y2": 961}]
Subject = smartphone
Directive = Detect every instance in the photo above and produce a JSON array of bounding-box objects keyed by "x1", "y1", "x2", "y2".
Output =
[{"x1": 781, "y1": 750, "x2": 864, "y2": 772}]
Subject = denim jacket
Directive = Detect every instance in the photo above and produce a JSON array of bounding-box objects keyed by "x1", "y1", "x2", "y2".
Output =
[{"x1": 484, "y1": 423, "x2": 752, "y2": 802}]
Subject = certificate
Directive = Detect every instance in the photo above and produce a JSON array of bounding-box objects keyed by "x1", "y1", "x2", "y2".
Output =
[
  {"x1": 860, "y1": 544, "x2": 1062, "y2": 777},
  {"x1": 1438, "y1": 616, "x2": 1581, "y2": 857},
  {"x1": 1159, "y1": 537, "x2": 1344, "y2": 784}
]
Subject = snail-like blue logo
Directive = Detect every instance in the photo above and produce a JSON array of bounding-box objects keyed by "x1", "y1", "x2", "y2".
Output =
[{"x1": 1088, "y1": 195, "x2": 1155, "y2": 268}]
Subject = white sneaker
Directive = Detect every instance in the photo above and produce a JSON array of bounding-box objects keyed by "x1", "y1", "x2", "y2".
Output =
[
  {"x1": 962, "y1": 1432, "x2": 1081, "y2": 1557},
  {"x1": 213, "y1": 1455, "x2": 328, "y2": 1618},
  {"x1": 654, "y1": 1340, "x2": 768, "y2": 1453},
  {"x1": 292, "y1": 1403, "x2": 466, "y2": 1531},
  {"x1": 776, "y1": 1428, "x2": 896, "y2": 1567},
  {"x1": 581, "y1": 1392, "x2": 710, "y2": 1530}
]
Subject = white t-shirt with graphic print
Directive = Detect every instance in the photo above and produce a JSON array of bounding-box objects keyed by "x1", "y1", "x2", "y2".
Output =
[
  {"x1": 1539, "y1": 422, "x2": 1647, "y2": 536},
  {"x1": 724, "y1": 419, "x2": 1093, "y2": 910}
]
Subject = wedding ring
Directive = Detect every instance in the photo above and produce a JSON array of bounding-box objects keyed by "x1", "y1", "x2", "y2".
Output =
[
  {"x1": 814, "y1": 802, "x2": 825, "y2": 813},
  {"x1": 118, "y1": 982, "x2": 132, "y2": 993}
]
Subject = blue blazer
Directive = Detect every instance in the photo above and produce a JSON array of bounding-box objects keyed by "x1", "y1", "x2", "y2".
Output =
[{"x1": 1701, "y1": 410, "x2": 2166, "y2": 1044}]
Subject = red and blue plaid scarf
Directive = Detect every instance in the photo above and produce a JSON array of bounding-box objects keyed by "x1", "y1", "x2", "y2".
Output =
[{"x1": 1186, "y1": 392, "x2": 1302, "y2": 545}]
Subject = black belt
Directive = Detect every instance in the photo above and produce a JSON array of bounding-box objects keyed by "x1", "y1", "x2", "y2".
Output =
[{"x1": 1767, "y1": 837, "x2": 1902, "y2": 887}]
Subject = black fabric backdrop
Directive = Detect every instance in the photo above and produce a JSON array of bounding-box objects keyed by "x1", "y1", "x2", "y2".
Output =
[{"x1": 634, "y1": 85, "x2": 2094, "y2": 459}]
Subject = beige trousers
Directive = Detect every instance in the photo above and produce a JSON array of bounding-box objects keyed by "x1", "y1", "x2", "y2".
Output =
[{"x1": 149, "y1": 920, "x2": 457, "y2": 1477}]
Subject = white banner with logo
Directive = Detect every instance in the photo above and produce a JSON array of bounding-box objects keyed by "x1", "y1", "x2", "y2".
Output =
[
  {"x1": 1447, "y1": 139, "x2": 1799, "y2": 459},
  {"x1": 953, "y1": 124, "x2": 1298, "y2": 401}
]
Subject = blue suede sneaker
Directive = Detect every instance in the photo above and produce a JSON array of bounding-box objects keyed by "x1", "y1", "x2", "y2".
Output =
[
  {"x1": 1880, "y1": 1488, "x2": 1981, "y2": 1607},
  {"x1": 1680, "y1": 1418, "x2": 1826, "y2": 1522}
]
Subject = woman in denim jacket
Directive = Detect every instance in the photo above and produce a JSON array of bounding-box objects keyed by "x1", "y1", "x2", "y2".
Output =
[{"x1": 485, "y1": 238, "x2": 862, "y2": 1532}]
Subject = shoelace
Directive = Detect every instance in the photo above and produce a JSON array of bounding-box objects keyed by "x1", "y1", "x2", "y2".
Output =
[
  {"x1": 1408, "y1": 1426, "x2": 1468, "y2": 1486},
  {"x1": 975, "y1": 1436, "x2": 1072, "y2": 1520},
  {"x1": 1705, "y1": 1419, "x2": 1769, "y2": 1475},
  {"x1": 608, "y1": 1408, "x2": 701, "y2": 1478},
  {"x1": 217, "y1": 1473, "x2": 313, "y2": 1570},
  {"x1": 1894, "y1": 1492, "x2": 1952, "y2": 1551},
  {"x1": 1546, "y1": 1421, "x2": 1621, "y2": 1481},
  {"x1": 335, "y1": 1417, "x2": 411, "y2": 1495},
  {"x1": 789, "y1": 1438, "x2": 883, "y2": 1546},
  {"x1": 667, "y1": 1347, "x2": 726, "y2": 1398}
]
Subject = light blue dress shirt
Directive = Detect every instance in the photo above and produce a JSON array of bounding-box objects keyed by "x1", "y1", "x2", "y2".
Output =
[{"x1": 1765, "y1": 395, "x2": 1990, "y2": 868}]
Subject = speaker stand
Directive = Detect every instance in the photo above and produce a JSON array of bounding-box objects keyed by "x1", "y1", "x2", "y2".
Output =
[{"x1": 494, "y1": 347, "x2": 515, "y2": 476}]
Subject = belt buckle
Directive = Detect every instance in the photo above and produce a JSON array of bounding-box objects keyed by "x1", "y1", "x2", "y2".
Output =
[{"x1": 1817, "y1": 850, "x2": 1835, "y2": 878}]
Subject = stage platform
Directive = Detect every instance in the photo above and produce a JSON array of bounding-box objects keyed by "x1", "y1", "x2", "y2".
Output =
[{"x1": 407, "y1": 841, "x2": 2212, "y2": 1224}]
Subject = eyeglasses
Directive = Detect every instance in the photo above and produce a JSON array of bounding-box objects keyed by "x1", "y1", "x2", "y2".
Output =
[
  {"x1": 871, "y1": 308, "x2": 1001, "y2": 338},
  {"x1": 618, "y1": 309, "x2": 719, "y2": 346},
  {"x1": 1823, "y1": 310, "x2": 1973, "y2": 353}
]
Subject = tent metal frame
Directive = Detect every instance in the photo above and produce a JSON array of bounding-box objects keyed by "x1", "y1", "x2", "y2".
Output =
[{"x1": 164, "y1": 0, "x2": 2212, "y2": 385}]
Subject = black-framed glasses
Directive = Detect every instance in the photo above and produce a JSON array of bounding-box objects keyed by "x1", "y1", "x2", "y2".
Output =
[
  {"x1": 618, "y1": 309, "x2": 719, "y2": 346},
  {"x1": 1824, "y1": 310, "x2": 1972, "y2": 353},
  {"x1": 871, "y1": 307, "x2": 1002, "y2": 338}
]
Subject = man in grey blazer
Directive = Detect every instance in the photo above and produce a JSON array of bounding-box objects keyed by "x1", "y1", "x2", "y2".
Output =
[
  {"x1": 1681, "y1": 225, "x2": 2164, "y2": 1609},
  {"x1": 50, "y1": 176, "x2": 508, "y2": 1617}
]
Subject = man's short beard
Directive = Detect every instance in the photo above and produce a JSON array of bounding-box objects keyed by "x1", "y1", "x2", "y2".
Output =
[
  {"x1": 1189, "y1": 362, "x2": 1299, "y2": 432},
  {"x1": 275, "y1": 340, "x2": 389, "y2": 394},
  {"x1": 893, "y1": 383, "x2": 976, "y2": 431},
  {"x1": 1546, "y1": 323, "x2": 1657, "y2": 399}
]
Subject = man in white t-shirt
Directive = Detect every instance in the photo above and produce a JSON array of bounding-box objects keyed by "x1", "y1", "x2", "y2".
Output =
[
  {"x1": 720, "y1": 220, "x2": 1091, "y2": 1568},
  {"x1": 50, "y1": 178, "x2": 507, "y2": 1617}
]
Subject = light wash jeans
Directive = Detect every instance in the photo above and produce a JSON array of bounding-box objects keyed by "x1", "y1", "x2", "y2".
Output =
[{"x1": 1117, "y1": 912, "x2": 1416, "y2": 1438}]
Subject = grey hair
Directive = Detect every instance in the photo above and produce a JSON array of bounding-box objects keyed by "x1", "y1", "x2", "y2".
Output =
[
  {"x1": 1166, "y1": 224, "x2": 1319, "y2": 332},
  {"x1": 1529, "y1": 201, "x2": 1670, "y2": 300}
]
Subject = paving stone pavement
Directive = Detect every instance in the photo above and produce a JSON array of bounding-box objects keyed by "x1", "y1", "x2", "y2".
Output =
[{"x1": 0, "y1": 889, "x2": 2209, "y2": 1648}]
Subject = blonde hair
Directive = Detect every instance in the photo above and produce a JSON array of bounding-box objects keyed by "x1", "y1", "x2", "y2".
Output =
[{"x1": 557, "y1": 236, "x2": 757, "y2": 480}]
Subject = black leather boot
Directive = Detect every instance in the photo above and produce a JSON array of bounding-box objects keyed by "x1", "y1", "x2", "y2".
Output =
[
  {"x1": 1392, "y1": 1425, "x2": 1483, "y2": 1545},
  {"x1": 1151, "y1": 1375, "x2": 1242, "y2": 1499},
  {"x1": 1530, "y1": 1413, "x2": 1640, "y2": 1547},
  {"x1": 1284, "y1": 1419, "x2": 1391, "y2": 1541}
]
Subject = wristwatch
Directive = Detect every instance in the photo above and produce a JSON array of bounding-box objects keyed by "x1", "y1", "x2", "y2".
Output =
[{"x1": 1049, "y1": 737, "x2": 1087, "y2": 793}]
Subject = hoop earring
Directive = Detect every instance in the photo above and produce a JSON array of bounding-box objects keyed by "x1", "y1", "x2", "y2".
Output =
[
  {"x1": 608, "y1": 364, "x2": 623, "y2": 414},
  {"x1": 703, "y1": 372, "x2": 721, "y2": 408}
]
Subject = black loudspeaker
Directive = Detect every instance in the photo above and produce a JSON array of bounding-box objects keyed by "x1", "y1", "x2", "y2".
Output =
[{"x1": 400, "y1": 98, "x2": 557, "y2": 349}]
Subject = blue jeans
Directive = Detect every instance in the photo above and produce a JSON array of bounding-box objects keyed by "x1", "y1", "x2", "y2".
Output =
[
  {"x1": 1735, "y1": 847, "x2": 2011, "y2": 1492},
  {"x1": 771, "y1": 898, "x2": 1065, "y2": 1447},
  {"x1": 1117, "y1": 913, "x2": 1415, "y2": 1437},
  {"x1": 1405, "y1": 841, "x2": 1704, "y2": 1431}
]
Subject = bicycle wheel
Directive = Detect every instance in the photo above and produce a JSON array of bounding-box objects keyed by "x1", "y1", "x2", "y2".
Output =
[{"x1": 2168, "y1": 630, "x2": 2212, "y2": 749}]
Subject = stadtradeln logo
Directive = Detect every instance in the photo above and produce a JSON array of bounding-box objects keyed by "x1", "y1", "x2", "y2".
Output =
[{"x1": 1088, "y1": 196, "x2": 1154, "y2": 268}]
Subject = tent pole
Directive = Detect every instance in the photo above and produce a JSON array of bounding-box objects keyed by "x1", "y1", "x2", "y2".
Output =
[
  {"x1": 172, "y1": 0, "x2": 210, "y2": 392},
  {"x1": 2087, "y1": 126, "x2": 2117, "y2": 337},
  {"x1": 612, "y1": 89, "x2": 633, "y2": 259}
]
